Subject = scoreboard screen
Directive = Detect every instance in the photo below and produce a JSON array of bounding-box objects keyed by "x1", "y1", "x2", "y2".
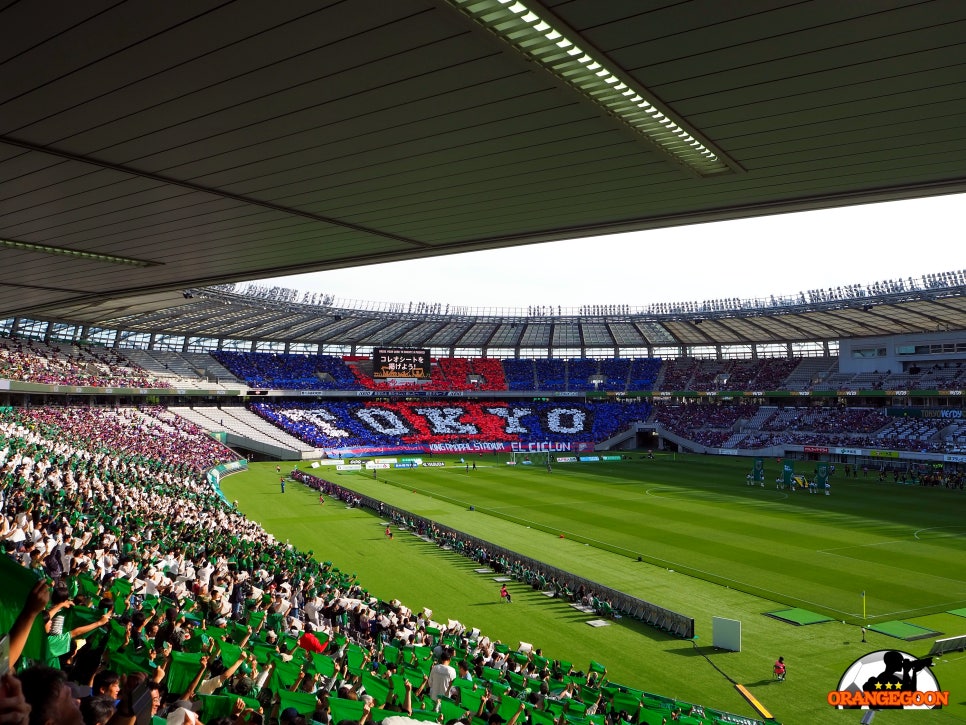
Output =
[{"x1": 372, "y1": 348, "x2": 430, "y2": 379}]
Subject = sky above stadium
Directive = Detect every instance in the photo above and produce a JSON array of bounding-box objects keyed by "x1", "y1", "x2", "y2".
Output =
[{"x1": 252, "y1": 194, "x2": 961, "y2": 310}]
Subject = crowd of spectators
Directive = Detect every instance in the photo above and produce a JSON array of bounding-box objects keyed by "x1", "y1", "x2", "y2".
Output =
[
  {"x1": 501, "y1": 360, "x2": 536, "y2": 391},
  {"x1": 654, "y1": 404, "x2": 953, "y2": 454},
  {"x1": 11, "y1": 339, "x2": 963, "y2": 399},
  {"x1": 0, "y1": 336, "x2": 170, "y2": 389},
  {"x1": 656, "y1": 360, "x2": 699, "y2": 392},
  {"x1": 250, "y1": 394, "x2": 956, "y2": 456},
  {"x1": 249, "y1": 402, "x2": 652, "y2": 451},
  {"x1": 0, "y1": 405, "x2": 756, "y2": 725},
  {"x1": 565, "y1": 360, "x2": 598, "y2": 392},
  {"x1": 595, "y1": 360, "x2": 629, "y2": 391},
  {"x1": 221, "y1": 270, "x2": 965, "y2": 321},
  {"x1": 468, "y1": 359, "x2": 507, "y2": 391},
  {"x1": 195, "y1": 354, "x2": 836, "y2": 395},
  {"x1": 213, "y1": 353, "x2": 357, "y2": 391},
  {"x1": 11, "y1": 406, "x2": 237, "y2": 474},
  {"x1": 652, "y1": 405, "x2": 758, "y2": 449},
  {"x1": 625, "y1": 360, "x2": 662, "y2": 391},
  {"x1": 532, "y1": 360, "x2": 566, "y2": 392}
]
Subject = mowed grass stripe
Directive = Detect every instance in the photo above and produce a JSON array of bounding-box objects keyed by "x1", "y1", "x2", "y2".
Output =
[{"x1": 362, "y1": 457, "x2": 966, "y2": 620}]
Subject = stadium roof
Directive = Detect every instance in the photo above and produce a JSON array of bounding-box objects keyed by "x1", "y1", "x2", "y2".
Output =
[
  {"x1": 2, "y1": 1, "x2": 965, "y2": 346},
  {"x1": 34, "y1": 279, "x2": 966, "y2": 352}
]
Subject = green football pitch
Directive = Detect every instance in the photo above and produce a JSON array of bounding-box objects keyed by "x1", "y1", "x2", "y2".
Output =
[{"x1": 223, "y1": 454, "x2": 966, "y2": 725}]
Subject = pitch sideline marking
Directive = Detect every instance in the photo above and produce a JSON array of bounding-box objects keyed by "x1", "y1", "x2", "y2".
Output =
[
  {"x1": 817, "y1": 540, "x2": 911, "y2": 553},
  {"x1": 645, "y1": 486, "x2": 789, "y2": 502},
  {"x1": 914, "y1": 525, "x2": 966, "y2": 541}
]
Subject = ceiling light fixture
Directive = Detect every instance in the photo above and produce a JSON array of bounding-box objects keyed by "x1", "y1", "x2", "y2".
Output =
[
  {"x1": 448, "y1": 0, "x2": 731, "y2": 175},
  {"x1": 0, "y1": 238, "x2": 159, "y2": 267}
]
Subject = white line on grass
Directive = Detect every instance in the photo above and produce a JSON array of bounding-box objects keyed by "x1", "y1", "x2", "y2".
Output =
[
  {"x1": 817, "y1": 540, "x2": 910, "y2": 553},
  {"x1": 913, "y1": 525, "x2": 966, "y2": 540},
  {"x1": 645, "y1": 486, "x2": 789, "y2": 503},
  {"x1": 816, "y1": 548, "x2": 966, "y2": 587},
  {"x1": 865, "y1": 599, "x2": 966, "y2": 618}
]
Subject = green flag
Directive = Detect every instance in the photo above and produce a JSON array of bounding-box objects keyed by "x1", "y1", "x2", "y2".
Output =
[
  {"x1": 362, "y1": 672, "x2": 392, "y2": 706},
  {"x1": 105, "y1": 650, "x2": 155, "y2": 676},
  {"x1": 216, "y1": 639, "x2": 244, "y2": 668},
  {"x1": 167, "y1": 651, "x2": 204, "y2": 698},
  {"x1": 752, "y1": 457, "x2": 765, "y2": 482},
  {"x1": 267, "y1": 657, "x2": 303, "y2": 694},
  {"x1": 278, "y1": 689, "x2": 320, "y2": 716},
  {"x1": 815, "y1": 461, "x2": 830, "y2": 485},
  {"x1": 0, "y1": 557, "x2": 46, "y2": 666},
  {"x1": 309, "y1": 652, "x2": 336, "y2": 677},
  {"x1": 199, "y1": 695, "x2": 241, "y2": 722},
  {"x1": 327, "y1": 697, "x2": 365, "y2": 724}
]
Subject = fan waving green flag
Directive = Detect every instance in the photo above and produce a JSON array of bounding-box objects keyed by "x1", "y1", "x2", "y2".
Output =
[
  {"x1": 167, "y1": 651, "x2": 205, "y2": 698},
  {"x1": 277, "y1": 689, "x2": 320, "y2": 716},
  {"x1": 105, "y1": 650, "x2": 155, "y2": 676},
  {"x1": 267, "y1": 658, "x2": 304, "y2": 694},
  {"x1": 216, "y1": 639, "x2": 244, "y2": 668},
  {"x1": 0, "y1": 557, "x2": 46, "y2": 666}
]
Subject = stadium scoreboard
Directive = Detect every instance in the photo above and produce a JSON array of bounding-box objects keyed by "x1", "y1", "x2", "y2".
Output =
[{"x1": 372, "y1": 348, "x2": 430, "y2": 379}]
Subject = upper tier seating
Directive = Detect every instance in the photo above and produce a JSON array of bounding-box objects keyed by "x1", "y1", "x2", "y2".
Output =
[{"x1": 0, "y1": 336, "x2": 170, "y2": 389}]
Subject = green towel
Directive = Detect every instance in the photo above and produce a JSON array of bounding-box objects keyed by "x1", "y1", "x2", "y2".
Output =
[
  {"x1": 268, "y1": 657, "x2": 304, "y2": 694},
  {"x1": 167, "y1": 651, "x2": 204, "y2": 697},
  {"x1": 0, "y1": 556, "x2": 46, "y2": 666},
  {"x1": 361, "y1": 671, "x2": 392, "y2": 705},
  {"x1": 278, "y1": 688, "x2": 320, "y2": 716}
]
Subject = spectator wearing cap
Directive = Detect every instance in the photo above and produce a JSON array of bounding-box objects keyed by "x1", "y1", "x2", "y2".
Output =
[{"x1": 280, "y1": 707, "x2": 304, "y2": 724}]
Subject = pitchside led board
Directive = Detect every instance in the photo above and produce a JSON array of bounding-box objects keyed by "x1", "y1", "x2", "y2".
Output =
[{"x1": 372, "y1": 348, "x2": 431, "y2": 379}]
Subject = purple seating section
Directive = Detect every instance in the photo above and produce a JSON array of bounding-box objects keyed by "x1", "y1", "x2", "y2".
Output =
[{"x1": 213, "y1": 354, "x2": 673, "y2": 393}]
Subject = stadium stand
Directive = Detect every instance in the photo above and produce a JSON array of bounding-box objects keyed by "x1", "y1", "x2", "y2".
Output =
[
  {"x1": 597, "y1": 358, "x2": 631, "y2": 391},
  {"x1": 626, "y1": 359, "x2": 662, "y2": 392},
  {"x1": 0, "y1": 336, "x2": 170, "y2": 389},
  {"x1": 781, "y1": 357, "x2": 837, "y2": 391},
  {"x1": 655, "y1": 358, "x2": 698, "y2": 391},
  {"x1": 247, "y1": 401, "x2": 652, "y2": 451},
  {"x1": 213, "y1": 352, "x2": 357, "y2": 390},
  {"x1": 170, "y1": 406, "x2": 318, "y2": 456},
  {"x1": 653, "y1": 405, "x2": 760, "y2": 449},
  {"x1": 502, "y1": 359, "x2": 537, "y2": 391},
  {"x1": 469, "y1": 357, "x2": 508, "y2": 391},
  {"x1": 122, "y1": 350, "x2": 248, "y2": 389},
  {"x1": 436, "y1": 357, "x2": 473, "y2": 390},
  {"x1": 533, "y1": 359, "x2": 566, "y2": 391},
  {"x1": 566, "y1": 358, "x2": 599, "y2": 391},
  {"x1": 5, "y1": 334, "x2": 964, "y2": 398},
  {"x1": 0, "y1": 405, "x2": 765, "y2": 725}
]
